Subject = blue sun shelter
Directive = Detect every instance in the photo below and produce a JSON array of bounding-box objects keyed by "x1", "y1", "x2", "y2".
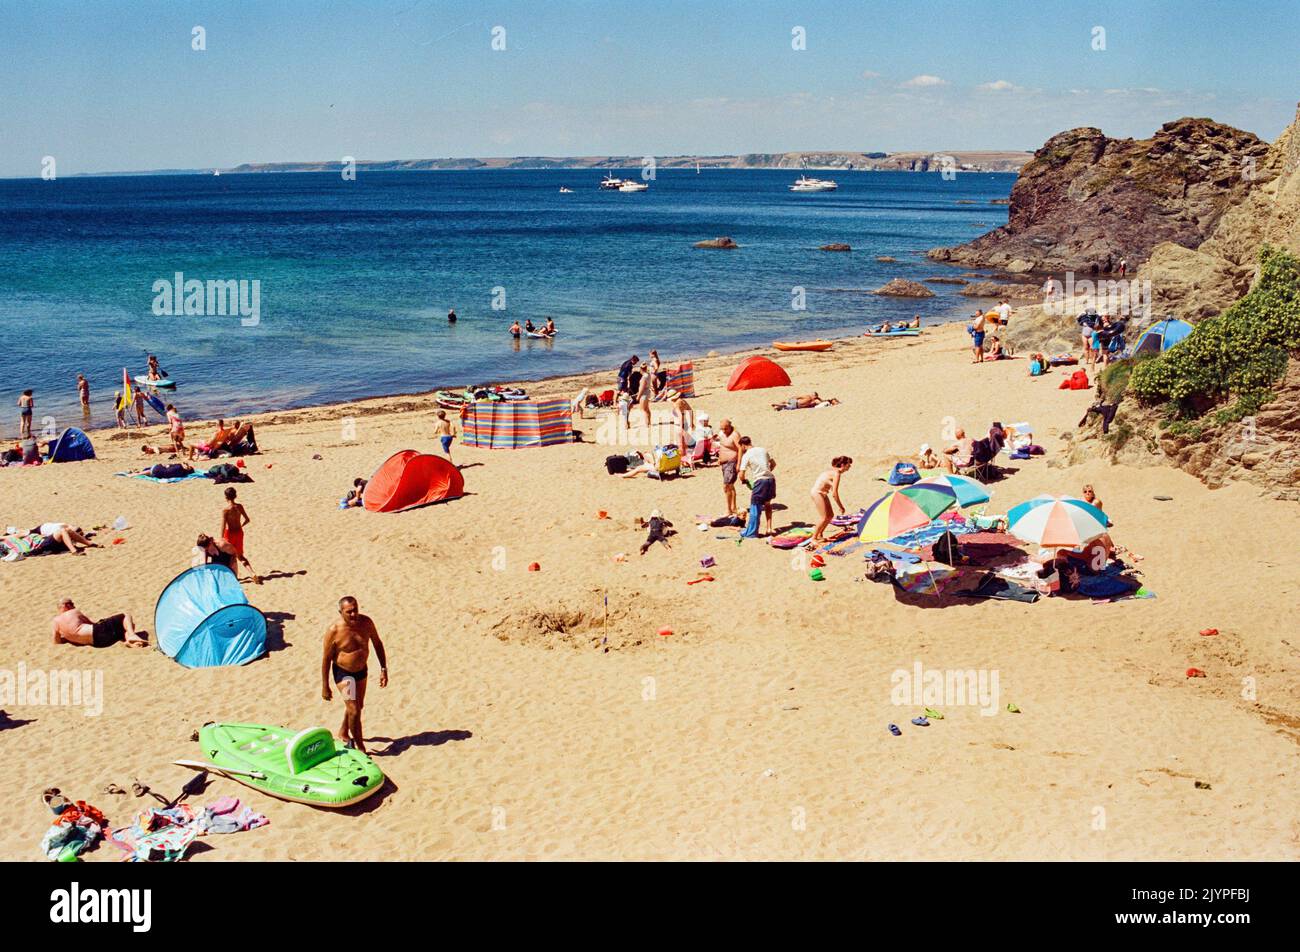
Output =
[
  {"x1": 47, "y1": 427, "x2": 96, "y2": 462},
  {"x1": 155, "y1": 564, "x2": 267, "y2": 667},
  {"x1": 1133, "y1": 318, "x2": 1192, "y2": 356}
]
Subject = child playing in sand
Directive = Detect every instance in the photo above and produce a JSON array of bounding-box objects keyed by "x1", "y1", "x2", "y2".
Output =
[
  {"x1": 810, "y1": 456, "x2": 853, "y2": 545},
  {"x1": 434, "y1": 410, "x2": 457, "y2": 461},
  {"x1": 220, "y1": 486, "x2": 261, "y2": 584}
]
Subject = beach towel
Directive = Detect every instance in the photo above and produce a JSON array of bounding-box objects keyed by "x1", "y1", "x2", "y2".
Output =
[
  {"x1": 769, "y1": 527, "x2": 814, "y2": 549},
  {"x1": 1075, "y1": 573, "x2": 1141, "y2": 599},
  {"x1": 887, "y1": 462, "x2": 920, "y2": 486},
  {"x1": 116, "y1": 471, "x2": 210, "y2": 484},
  {"x1": 960, "y1": 573, "x2": 1041, "y2": 603}
]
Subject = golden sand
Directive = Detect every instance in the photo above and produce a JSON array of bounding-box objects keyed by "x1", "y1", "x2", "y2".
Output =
[{"x1": 3, "y1": 324, "x2": 1297, "y2": 860}]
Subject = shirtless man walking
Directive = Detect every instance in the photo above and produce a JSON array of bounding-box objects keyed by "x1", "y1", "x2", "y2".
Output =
[
  {"x1": 715, "y1": 419, "x2": 743, "y2": 516},
  {"x1": 321, "y1": 596, "x2": 388, "y2": 753}
]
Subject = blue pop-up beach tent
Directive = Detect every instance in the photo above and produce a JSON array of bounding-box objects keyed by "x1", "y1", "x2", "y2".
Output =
[
  {"x1": 47, "y1": 427, "x2": 95, "y2": 462},
  {"x1": 1133, "y1": 318, "x2": 1192, "y2": 356},
  {"x1": 154, "y1": 564, "x2": 267, "y2": 668}
]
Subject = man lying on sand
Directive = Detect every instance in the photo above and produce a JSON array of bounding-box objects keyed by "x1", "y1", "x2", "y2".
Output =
[
  {"x1": 33, "y1": 523, "x2": 97, "y2": 555},
  {"x1": 52, "y1": 597, "x2": 148, "y2": 647},
  {"x1": 773, "y1": 393, "x2": 840, "y2": 411},
  {"x1": 322, "y1": 596, "x2": 388, "y2": 753}
]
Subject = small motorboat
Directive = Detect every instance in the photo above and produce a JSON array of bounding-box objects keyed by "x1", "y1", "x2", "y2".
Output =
[
  {"x1": 618, "y1": 181, "x2": 649, "y2": 192},
  {"x1": 559, "y1": 187, "x2": 573, "y2": 193},
  {"x1": 773, "y1": 340, "x2": 834, "y2": 352}
]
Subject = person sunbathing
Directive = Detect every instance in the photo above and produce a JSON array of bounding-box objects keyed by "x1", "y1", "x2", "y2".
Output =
[
  {"x1": 33, "y1": 523, "x2": 97, "y2": 555},
  {"x1": 190, "y1": 418, "x2": 233, "y2": 458},
  {"x1": 916, "y1": 443, "x2": 940, "y2": 469},
  {"x1": 51, "y1": 597, "x2": 148, "y2": 647},
  {"x1": 774, "y1": 393, "x2": 840, "y2": 410},
  {"x1": 620, "y1": 451, "x2": 654, "y2": 479},
  {"x1": 908, "y1": 315, "x2": 921, "y2": 329}
]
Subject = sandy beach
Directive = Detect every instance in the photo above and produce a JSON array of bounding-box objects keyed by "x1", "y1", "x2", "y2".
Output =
[{"x1": 4, "y1": 322, "x2": 1297, "y2": 861}]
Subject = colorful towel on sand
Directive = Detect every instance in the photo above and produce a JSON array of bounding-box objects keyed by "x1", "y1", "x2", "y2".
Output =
[{"x1": 116, "y1": 471, "x2": 210, "y2": 484}]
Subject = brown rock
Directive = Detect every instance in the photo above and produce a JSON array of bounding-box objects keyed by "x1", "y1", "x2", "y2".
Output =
[
  {"x1": 960, "y1": 281, "x2": 1041, "y2": 300},
  {"x1": 928, "y1": 118, "x2": 1272, "y2": 272},
  {"x1": 820, "y1": 243, "x2": 852, "y2": 252},
  {"x1": 924, "y1": 276, "x2": 968, "y2": 285},
  {"x1": 872, "y1": 278, "x2": 935, "y2": 298},
  {"x1": 875, "y1": 255, "x2": 896, "y2": 262},
  {"x1": 694, "y1": 236, "x2": 738, "y2": 249}
]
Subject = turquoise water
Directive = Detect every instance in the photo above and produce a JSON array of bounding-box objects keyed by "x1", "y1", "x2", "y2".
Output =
[{"x1": 0, "y1": 169, "x2": 1010, "y2": 433}]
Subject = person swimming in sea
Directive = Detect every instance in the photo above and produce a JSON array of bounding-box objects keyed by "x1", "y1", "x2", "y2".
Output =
[
  {"x1": 543, "y1": 317, "x2": 556, "y2": 336},
  {"x1": 524, "y1": 319, "x2": 537, "y2": 334}
]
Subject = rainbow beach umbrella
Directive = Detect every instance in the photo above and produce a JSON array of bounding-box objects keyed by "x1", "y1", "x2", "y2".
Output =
[
  {"x1": 856, "y1": 484, "x2": 958, "y2": 542},
  {"x1": 1006, "y1": 495, "x2": 1109, "y2": 548},
  {"x1": 913, "y1": 473, "x2": 990, "y2": 508}
]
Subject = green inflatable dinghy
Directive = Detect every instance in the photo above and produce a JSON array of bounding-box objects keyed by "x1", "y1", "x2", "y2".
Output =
[{"x1": 194, "y1": 723, "x2": 384, "y2": 808}]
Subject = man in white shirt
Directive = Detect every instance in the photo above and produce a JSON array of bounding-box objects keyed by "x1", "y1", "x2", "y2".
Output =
[
  {"x1": 996, "y1": 300, "x2": 1012, "y2": 326},
  {"x1": 737, "y1": 436, "x2": 777, "y2": 538}
]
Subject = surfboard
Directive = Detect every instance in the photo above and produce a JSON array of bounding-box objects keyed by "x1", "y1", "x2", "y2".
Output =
[
  {"x1": 526, "y1": 331, "x2": 554, "y2": 339},
  {"x1": 145, "y1": 393, "x2": 167, "y2": 418},
  {"x1": 192, "y1": 722, "x2": 384, "y2": 808},
  {"x1": 134, "y1": 376, "x2": 177, "y2": 390}
]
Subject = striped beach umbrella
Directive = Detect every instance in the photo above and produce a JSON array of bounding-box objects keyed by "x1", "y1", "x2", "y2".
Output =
[
  {"x1": 856, "y1": 484, "x2": 958, "y2": 542},
  {"x1": 1006, "y1": 495, "x2": 1109, "y2": 548},
  {"x1": 914, "y1": 474, "x2": 990, "y2": 508}
]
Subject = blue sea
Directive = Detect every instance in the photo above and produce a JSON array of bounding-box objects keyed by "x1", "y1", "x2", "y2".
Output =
[{"x1": 0, "y1": 169, "x2": 1011, "y2": 433}]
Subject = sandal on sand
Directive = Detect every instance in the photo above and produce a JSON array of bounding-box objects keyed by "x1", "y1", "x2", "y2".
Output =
[
  {"x1": 102, "y1": 783, "x2": 127, "y2": 797},
  {"x1": 888, "y1": 724, "x2": 902, "y2": 736},
  {"x1": 924, "y1": 708, "x2": 944, "y2": 720},
  {"x1": 911, "y1": 716, "x2": 930, "y2": 727}
]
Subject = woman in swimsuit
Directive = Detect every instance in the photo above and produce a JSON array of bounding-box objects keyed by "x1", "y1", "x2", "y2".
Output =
[
  {"x1": 510, "y1": 320, "x2": 521, "y2": 338},
  {"x1": 810, "y1": 456, "x2": 853, "y2": 544},
  {"x1": 18, "y1": 389, "x2": 34, "y2": 439}
]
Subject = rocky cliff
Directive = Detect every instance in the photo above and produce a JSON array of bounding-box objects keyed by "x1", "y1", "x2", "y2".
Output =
[{"x1": 928, "y1": 118, "x2": 1272, "y2": 274}]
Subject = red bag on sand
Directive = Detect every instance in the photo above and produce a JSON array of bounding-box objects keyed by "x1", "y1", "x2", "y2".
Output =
[{"x1": 1060, "y1": 369, "x2": 1090, "y2": 390}]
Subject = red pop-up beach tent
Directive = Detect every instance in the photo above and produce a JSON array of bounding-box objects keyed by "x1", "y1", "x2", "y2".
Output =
[
  {"x1": 726, "y1": 355, "x2": 791, "y2": 391},
  {"x1": 363, "y1": 450, "x2": 464, "y2": 513}
]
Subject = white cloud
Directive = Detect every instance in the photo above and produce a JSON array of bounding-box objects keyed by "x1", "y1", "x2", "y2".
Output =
[
  {"x1": 902, "y1": 74, "x2": 948, "y2": 88},
  {"x1": 978, "y1": 80, "x2": 1017, "y2": 92}
]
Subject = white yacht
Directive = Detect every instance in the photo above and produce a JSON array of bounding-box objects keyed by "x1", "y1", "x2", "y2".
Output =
[
  {"x1": 789, "y1": 175, "x2": 838, "y2": 192},
  {"x1": 599, "y1": 173, "x2": 630, "y2": 190},
  {"x1": 618, "y1": 180, "x2": 649, "y2": 192}
]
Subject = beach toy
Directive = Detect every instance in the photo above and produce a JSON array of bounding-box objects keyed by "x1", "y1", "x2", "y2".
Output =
[
  {"x1": 528, "y1": 562, "x2": 540, "y2": 572},
  {"x1": 809, "y1": 554, "x2": 826, "y2": 568},
  {"x1": 1186, "y1": 668, "x2": 1207, "y2": 678},
  {"x1": 112, "y1": 515, "x2": 129, "y2": 530},
  {"x1": 700, "y1": 556, "x2": 716, "y2": 568},
  {"x1": 235, "y1": 459, "x2": 246, "y2": 468},
  {"x1": 924, "y1": 708, "x2": 944, "y2": 720},
  {"x1": 657, "y1": 627, "x2": 673, "y2": 637},
  {"x1": 1006, "y1": 702, "x2": 1021, "y2": 714},
  {"x1": 1199, "y1": 628, "x2": 1218, "y2": 636},
  {"x1": 187, "y1": 723, "x2": 384, "y2": 808},
  {"x1": 808, "y1": 568, "x2": 825, "y2": 581},
  {"x1": 597, "y1": 510, "x2": 608, "y2": 519},
  {"x1": 686, "y1": 576, "x2": 714, "y2": 585}
]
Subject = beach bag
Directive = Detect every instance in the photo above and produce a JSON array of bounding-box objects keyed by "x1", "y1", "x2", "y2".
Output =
[
  {"x1": 1060, "y1": 369, "x2": 1090, "y2": 390},
  {"x1": 605, "y1": 454, "x2": 629, "y2": 475},
  {"x1": 650, "y1": 446, "x2": 681, "y2": 478},
  {"x1": 887, "y1": 462, "x2": 920, "y2": 486}
]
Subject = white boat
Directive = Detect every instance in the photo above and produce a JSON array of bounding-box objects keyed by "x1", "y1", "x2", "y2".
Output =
[
  {"x1": 789, "y1": 175, "x2": 838, "y2": 192},
  {"x1": 559, "y1": 187, "x2": 573, "y2": 193},
  {"x1": 618, "y1": 181, "x2": 649, "y2": 192},
  {"x1": 212, "y1": 169, "x2": 221, "y2": 177},
  {"x1": 599, "y1": 173, "x2": 630, "y2": 190}
]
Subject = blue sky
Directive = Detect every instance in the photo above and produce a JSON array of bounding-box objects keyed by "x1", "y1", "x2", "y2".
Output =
[{"x1": 1, "y1": 0, "x2": 1296, "y2": 176}]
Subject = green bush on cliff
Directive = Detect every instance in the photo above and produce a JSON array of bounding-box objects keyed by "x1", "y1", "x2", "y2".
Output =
[{"x1": 1129, "y1": 246, "x2": 1300, "y2": 419}]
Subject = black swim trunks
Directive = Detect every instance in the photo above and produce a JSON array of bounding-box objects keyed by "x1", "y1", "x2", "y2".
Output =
[
  {"x1": 332, "y1": 662, "x2": 367, "y2": 683},
  {"x1": 92, "y1": 614, "x2": 127, "y2": 648}
]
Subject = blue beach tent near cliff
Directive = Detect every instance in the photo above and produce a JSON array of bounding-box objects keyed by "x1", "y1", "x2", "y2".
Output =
[
  {"x1": 46, "y1": 427, "x2": 95, "y2": 462},
  {"x1": 1133, "y1": 318, "x2": 1192, "y2": 356},
  {"x1": 155, "y1": 564, "x2": 267, "y2": 668}
]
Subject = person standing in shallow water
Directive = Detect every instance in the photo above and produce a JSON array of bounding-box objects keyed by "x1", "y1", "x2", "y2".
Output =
[
  {"x1": 18, "y1": 389, "x2": 34, "y2": 439},
  {"x1": 77, "y1": 374, "x2": 90, "y2": 415},
  {"x1": 322, "y1": 596, "x2": 388, "y2": 753},
  {"x1": 447, "y1": 307, "x2": 457, "y2": 324}
]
